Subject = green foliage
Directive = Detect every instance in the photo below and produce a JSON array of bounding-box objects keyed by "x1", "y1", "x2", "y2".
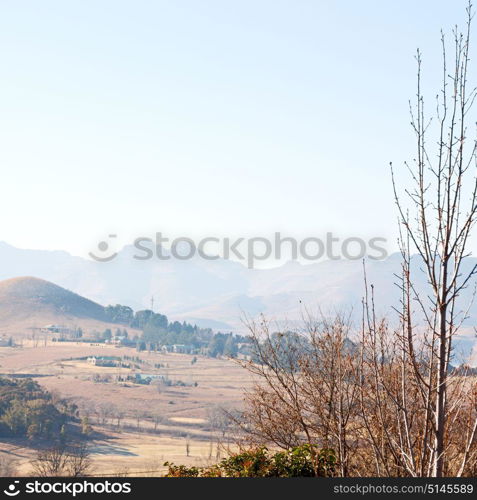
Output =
[
  {"x1": 141, "y1": 318, "x2": 207, "y2": 348},
  {"x1": 104, "y1": 304, "x2": 134, "y2": 325},
  {"x1": 219, "y1": 447, "x2": 271, "y2": 477},
  {"x1": 164, "y1": 445, "x2": 336, "y2": 477},
  {"x1": 136, "y1": 341, "x2": 147, "y2": 352},
  {"x1": 271, "y1": 445, "x2": 336, "y2": 477},
  {"x1": 102, "y1": 328, "x2": 112, "y2": 340},
  {"x1": 163, "y1": 462, "x2": 201, "y2": 477},
  {"x1": 207, "y1": 333, "x2": 229, "y2": 358},
  {"x1": 0, "y1": 378, "x2": 68, "y2": 439},
  {"x1": 132, "y1": 310, "x2": 168, "y2": 330},
  {"x1": 223, "y1": 334, "x2": 238, "y2": 358},
  {"x1": 103, "y1": 303, "x2": 254, "y2": 358}
]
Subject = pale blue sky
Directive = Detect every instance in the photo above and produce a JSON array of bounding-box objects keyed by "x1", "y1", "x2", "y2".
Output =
[{"x1": 0, "y1": 1, "x2": 474, "y2": 261}]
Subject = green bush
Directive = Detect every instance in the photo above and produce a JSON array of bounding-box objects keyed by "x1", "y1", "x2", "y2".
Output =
[
  {"x1": 0, "y1": 377, "x2": 68, "y2": 439},
  {"x1": 164, "y1": 445, "x2": 336, "y2": 477}
]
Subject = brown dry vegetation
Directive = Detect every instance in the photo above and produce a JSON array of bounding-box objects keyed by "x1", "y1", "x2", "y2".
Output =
[{"x1": 0, "y1": 341, "x2": 252, "y2": 476}]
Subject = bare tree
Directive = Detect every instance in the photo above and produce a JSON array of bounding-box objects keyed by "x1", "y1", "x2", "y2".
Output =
[
  {"x1": 235, "y1": 313, "x2": 360, "y2": 477},
  {"x1": 236, "y1": 304, "x2": 477, "y2": 476},
  {"x1": 0, "y1": 455, "x2": 18, "y2": 477},
  {"x1": 185, "y1": 435, "x2": 190, "y2": 457},
  {"x1": 31, "y1": 443, "x2": 92, "y2": 477},
  {"x1": 96, "y1": 403, "x2": 115, "y2": 426},
  {"x1": 31, "y1": 447, "x2": 69, "y2": 477},
  {"x1": 115, "y1": 409, "x2": 125, "y2": 429},
  {"x1": 390, "y1": 2, "x2": 477, "y2": 477},
  {"x1": 210, "y1": 4, "x2": 477, "y2": 479},
  {"x1": 357, "y1": 278, "x2": 477, "y2": 477},
  {"x1": 152, "y1": 414, "x2": 163, "y2": 432},
  {"x1": 64, "y1": 443, "x2": 92, "y2": 477},
  {"x1": 132, "y1": 410, "x2": 146, "y2": 430}
]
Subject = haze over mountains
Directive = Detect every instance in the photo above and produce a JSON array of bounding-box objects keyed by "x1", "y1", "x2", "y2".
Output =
[
  {"x1": 0, "y1": 240, "x2": 477, "y2": 363},
  {"x1": 0, "y1": 241, "x2": 395, "y2": 327},
  {"x1": 1, "y1": 241, "x2": 476, "y2": 363}
]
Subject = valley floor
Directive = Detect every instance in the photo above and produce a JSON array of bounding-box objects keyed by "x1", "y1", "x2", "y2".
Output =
[{"x1": 0, "y1": 341, "x2": 252, "y2": 476}]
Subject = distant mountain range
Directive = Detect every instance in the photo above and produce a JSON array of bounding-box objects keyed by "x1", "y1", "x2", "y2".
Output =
[{"x1": 0, "y1": 241, "x2": 476, "y2": 363}]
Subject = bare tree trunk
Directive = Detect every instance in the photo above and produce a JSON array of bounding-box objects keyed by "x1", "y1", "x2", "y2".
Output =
[
  {"x1": 434, "y1": 300, "x2": 447, "y2": 477},
  {"x1": 390, "y1": 2, "x2": 477, "y2": 476}
]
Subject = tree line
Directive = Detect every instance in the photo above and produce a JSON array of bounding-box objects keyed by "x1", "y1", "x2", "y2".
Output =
[
  {"x1": 102, "y1": 304, "x2": 251, "y2": 357},
  {"x1": 0, "y1": 378, "x2": 75, "y2": 439}
]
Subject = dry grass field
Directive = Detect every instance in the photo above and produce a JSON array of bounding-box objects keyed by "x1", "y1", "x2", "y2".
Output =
[
  {"x1": 0, "y1": 340, "x2": 254, "y2": 476},
  {"x1": 1, "y1": 431, "x2": 234, "y2": 477}
]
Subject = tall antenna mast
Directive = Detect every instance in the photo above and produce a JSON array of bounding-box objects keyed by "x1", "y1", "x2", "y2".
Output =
[{"x1": 150, "y1": 295, "x2": 154, "y2": 312}]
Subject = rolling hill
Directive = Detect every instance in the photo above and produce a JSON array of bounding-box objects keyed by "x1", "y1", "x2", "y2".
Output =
[
  {"x1": 0, "y1": 276, "x2": 124, "y2": 336},
  {"x1": 0, "y1": 241, "x2": 475, "y2": 364}
]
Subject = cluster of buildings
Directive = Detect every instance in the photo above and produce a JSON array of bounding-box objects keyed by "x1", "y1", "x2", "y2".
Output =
[
  {"x1": 104, "y1": 335, "x2": 129, "y2": 346},
  {"x1": 41, "y1": 324, "x2": 75, "y2": 335},
  {"x1": 86, "y1": 356, "x2": 121, "y2": 367},
  {"x1": 159, "y1": 344, "x2": 194, "y2": 354}
]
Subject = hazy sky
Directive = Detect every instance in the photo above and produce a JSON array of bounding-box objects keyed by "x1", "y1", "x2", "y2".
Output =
[{"x1": 0, "y1": 1, "x2": 475, "y2": 262}]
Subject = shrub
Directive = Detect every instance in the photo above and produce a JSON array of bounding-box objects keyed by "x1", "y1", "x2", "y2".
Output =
[
  {"x1": 164, "y1": 445, "x2": 336, "y2": 477},
  {"x1": 0, "y1": 378, "x2": 67, "y2": 439},
  {"x1": 163, "y1": 462, "x2": 201, "y2": 477}
]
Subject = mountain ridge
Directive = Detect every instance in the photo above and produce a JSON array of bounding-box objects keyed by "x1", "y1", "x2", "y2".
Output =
[
  {"x1": 0, "y1": 241, "x2": 476, "y2": 332},
  {"x1": 0, "y1": 243, "x2": 475, "y2": 363}
]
